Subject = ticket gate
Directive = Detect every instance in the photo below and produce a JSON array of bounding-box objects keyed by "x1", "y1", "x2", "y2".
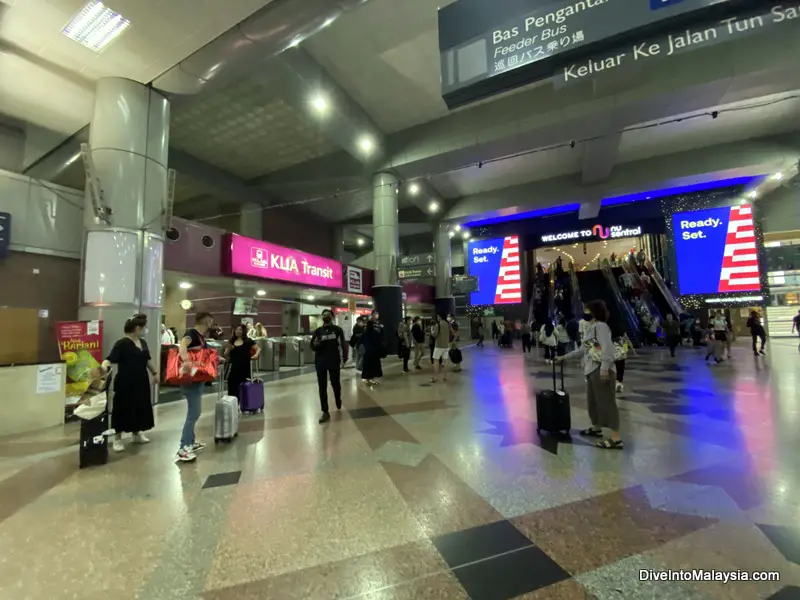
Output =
[
  {"x1": 280, "y1": 336, "x2": 303, "y2": 367},
  {"x1": 258, "y1": 338, "x2": 280, "y2": 372},
  {"x1": 302, "y1": 335, "x2": 316, "y2": 364}
]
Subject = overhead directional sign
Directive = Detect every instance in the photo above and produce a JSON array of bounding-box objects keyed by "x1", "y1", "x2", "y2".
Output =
[
  {"x1": 438, "y1": 0, "x2": 761, "y2": 108},
  {"x1": 399, "y1": 252, "x2": 435, "y2": 267},
  {"x1": 452, "y1": 276, "x2": 479, "y2": 295},
  {"x1": 0, "y1": 212, "x2": 10, "y2": 259},
  {"x1": 397, "y1": 266, "x2": 436, "y2": 280}
]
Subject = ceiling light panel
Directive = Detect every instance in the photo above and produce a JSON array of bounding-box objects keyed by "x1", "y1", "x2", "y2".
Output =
[{"x1": 62, "y1": 1, "x2": 131, "y2": 52}]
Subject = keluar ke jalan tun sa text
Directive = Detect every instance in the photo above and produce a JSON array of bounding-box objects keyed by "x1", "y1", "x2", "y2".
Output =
[{"x1": 561, "y1": 9, "x2": 798, "y2": 82}]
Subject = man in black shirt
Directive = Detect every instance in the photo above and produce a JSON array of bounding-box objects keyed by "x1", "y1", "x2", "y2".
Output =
[{"x1": 311, "y1": 309, "x2": 348, "y2": 423}]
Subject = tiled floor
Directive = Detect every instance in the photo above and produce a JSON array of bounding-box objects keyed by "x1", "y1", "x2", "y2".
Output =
[{"x1": 2, "y1": 339, "x2": 800, "y2": 599}]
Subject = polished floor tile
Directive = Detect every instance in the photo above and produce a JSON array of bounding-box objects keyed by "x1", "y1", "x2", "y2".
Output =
[
  {"x1": 203, "y1": 470, "x2": 242, "y2": 489},
  {"x1": 0, "y1": 342, "x2": 798, "y2": 599},
  {"x1": 432, "y1": 520, "x2": 533, "y2": 568},
  {"x1": 451, "y1": 545, "x2": 571, "y2": 599}
]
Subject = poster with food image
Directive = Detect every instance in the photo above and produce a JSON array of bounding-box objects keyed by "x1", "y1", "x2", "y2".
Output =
[{"x1": 56, "y1": 321, "x2": 103, "y2": 406}]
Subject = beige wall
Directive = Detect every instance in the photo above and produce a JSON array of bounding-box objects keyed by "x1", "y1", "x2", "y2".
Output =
[
  {"x1": 162, "y1": 285, "x2": 188, "y2": 334},
  {"x1": 0, "y1": 363, "x2": 65, "y2": 436}
]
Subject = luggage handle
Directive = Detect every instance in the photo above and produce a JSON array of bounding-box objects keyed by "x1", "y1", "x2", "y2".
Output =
[
  {"x1": 247, "y1": 358, "x2": 263, "y2": 384},
  {"x1": 552, "y1": 359, "x2": 566, "y2": 394}
]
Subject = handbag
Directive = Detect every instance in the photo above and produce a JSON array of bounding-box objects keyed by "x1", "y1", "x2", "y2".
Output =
[{"x1": 165, "y1": 346, "x2": 219, "y2": 385}]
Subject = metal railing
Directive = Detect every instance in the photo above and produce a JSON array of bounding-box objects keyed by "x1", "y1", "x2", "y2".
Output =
[
  {"x1": 568, "y1": 261, "x2": 584, "y2": 318},
  {"x1": 601, "y1": 259, "x2": 641, "y2": 343},
  {"x1": 621, "y1": 256, "x2": 661, "y2": 322},
  {"x1": 644, "y1": 257, "x2": 683, "y2": 317}
]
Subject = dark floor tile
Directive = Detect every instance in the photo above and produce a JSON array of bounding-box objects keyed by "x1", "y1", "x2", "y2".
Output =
[
  {"x1": 202, "y1": 471, "x2": 242, "y2": 489},
  {"x1": 758, "y1": 524, "x2": 800, "y2": 565},
  {"x1": 451, "y1": 545, "x2": 571, "y2": 599},
  {"x1": 649, "y1": 405, "x2": 702, "y2": 415},
  {"x1": 348, "y1": 406, "x2": 389, "y2": 420},
  {"x1": 768, "y1": 587, "x2": 800, "y2": 599},
  {"x1": 432, "y1": 520, "x2": 532, "y2": 568}
]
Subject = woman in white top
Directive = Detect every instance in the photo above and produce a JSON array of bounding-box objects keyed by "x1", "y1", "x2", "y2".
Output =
[
  {"x1": 557, "y1": 300, "x2": 623, "y2": 450},
  {"x1": 706, "y1": 311, "x2": 728, "y2": 363}
]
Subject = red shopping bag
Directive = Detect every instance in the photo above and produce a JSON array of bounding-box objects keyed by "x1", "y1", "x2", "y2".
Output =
[{"x1": 164, "y1": 347, "x2": 219, "y2": 385}]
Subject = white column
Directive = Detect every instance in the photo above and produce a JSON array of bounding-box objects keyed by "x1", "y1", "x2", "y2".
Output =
[
  {"x1": 372, "y1": 172, "x2": 399, "y2": 286},
  {"x1": 80, "y1": 78, "x2": 170, "y2": 357}
]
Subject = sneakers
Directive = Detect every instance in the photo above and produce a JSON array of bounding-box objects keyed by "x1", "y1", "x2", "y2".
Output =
[
  {"x1": 319, "y1": 412, "x2": 331, "y2": 424},
  {"x1": 415, "y1": 365, "x2": 422, "y2": 370},
  {"x1": 175, "y1": 447, "x2": 197, "y2": 463},
  {"x1": 112, "y1": 439, "x2": 125, "y2": 452},
  {"x1": 132, "y1": 433, "x2": 150, "y2": 444},
  {"x1": 615, "y1": 382, "x2": 624, "y2": 393},
  {"x1": 759, "y1": 350, "x2": 767, "y2": 356},
  {"x1": 190, "y1": 441, "x2": 206, "y2": 453}
]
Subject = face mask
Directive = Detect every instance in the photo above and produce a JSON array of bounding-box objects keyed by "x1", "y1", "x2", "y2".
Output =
[
  {"x1": 583, "y1": 314, "x2": 593, "y2": 321},
  {"x1": 323, "y1": 316, "x2": 332, "y2": 323},
  {"x1": 447, "y1": 317, "x2": 452, "y2": 322},
  {"x1": 141, "y1": 328, "x2": 149, "y2": 336}
]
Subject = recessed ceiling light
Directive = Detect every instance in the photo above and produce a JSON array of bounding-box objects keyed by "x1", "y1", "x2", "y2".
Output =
[
  {"x1": 772, "y1": 172, "x2": 783, "y2": 180},
  {"x1": 62, "y1": 0, "x2": 131, "y2": 52},
  {"x1": 322, "y1": 16, "x2": 336, "y2": 27},
  {"x1": 307, "y1": 295, "x2": 315, "y2": 301},
  {"x1": 358, "y1": 136, "x2": 374, "y2": 154},
  {"x1": 463, "y1": 231, "x2": 471, "y2": 239},
  {"x1": 357, "y1": 238, "x2": 365, "y2": 247},
  {"x1": 341, "y1": 298, "x2": 348, "y2": 304},
  {"x1": 409, "y1": 183, "x2": 420, "y2": 195},
  {"x1": 428, "y1": 200, "x2": 439, "y2": 212},
  {"x1": 179, "y1": 282, "x2": 192, "y2": 289},
  {"x1": 448, "y1": 230, "x2": 455, "y2": 238},
  {"x1": 454, "y1": 224, "x2": 461, "y2": 232},
  {"x1": 748, "y1": 191, "x2": 757, "y2": 198},
  {"x1": 310, "y1": 93, "x2": 328, "y2": 115},
  {"x1": 256, "y1": 290, "x2": 266, "y2": 296}
]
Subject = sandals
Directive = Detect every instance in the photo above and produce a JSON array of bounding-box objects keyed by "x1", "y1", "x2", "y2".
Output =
[
  {"x1": 579, "y1": 427, "x2": 603, "y2": 438},
  {"x1": 596, "y1": 439, "x2": 624, "y2": 450}
]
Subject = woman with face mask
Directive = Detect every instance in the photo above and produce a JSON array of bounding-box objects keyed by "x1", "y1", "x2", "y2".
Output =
[{"x1": 93, "y1": 314, "x2": 156, "y2": 452}]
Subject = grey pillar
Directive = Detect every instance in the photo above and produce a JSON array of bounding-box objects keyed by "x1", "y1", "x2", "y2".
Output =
[
  {"x1": 372, "y1": 173, "x2": 399, "y2": 285},
  {"x1": 434, "y1": 222, "x2": 455, "y2": 317},
  {"x1": 80, "y1": 78, "x2": 170, "y2": 360},
  {"x1": 332, "y1": 226, "x2": 345, "y2": 263},
  {"x1": 240, "y1": 202, "x2": 263, "y2": 240},
  {"x1": 372, "y1": 172, "x2": 402, "y2": 353}
]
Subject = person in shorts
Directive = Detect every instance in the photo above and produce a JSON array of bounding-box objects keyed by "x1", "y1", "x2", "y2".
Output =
[{"x1": 430, "y1": 314, "x2": 453, "y2": 383}]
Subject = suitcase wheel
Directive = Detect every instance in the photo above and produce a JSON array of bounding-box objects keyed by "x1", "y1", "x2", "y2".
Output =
[{"x1": 214, "y1": 438, "x2": 220, "y2": 444}]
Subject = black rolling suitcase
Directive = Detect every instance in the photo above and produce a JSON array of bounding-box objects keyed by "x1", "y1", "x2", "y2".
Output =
[
  {"x1": 535, "y1": 361, "x2": 571, "y2": 435},
  {"x1": 79, "y1": 409, "x2": 109, "y2": 468}
]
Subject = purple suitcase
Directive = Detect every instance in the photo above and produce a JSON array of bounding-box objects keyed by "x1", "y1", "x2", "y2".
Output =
[{"x1": 239, "y1": 379, "x2": 264, "y2": 414}]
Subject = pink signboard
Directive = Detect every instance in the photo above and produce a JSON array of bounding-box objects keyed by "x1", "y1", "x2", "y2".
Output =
[{"x1": 225, "y1": 234, "x2": 343, "y2": 289}]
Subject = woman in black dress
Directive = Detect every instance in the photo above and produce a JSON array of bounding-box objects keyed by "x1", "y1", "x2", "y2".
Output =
[
  {"x1": 223, "y1": 324, "x2": 260, "y2": 400},
  {"x1": 96, "y1": 314, "x2": 156, "y2": 453},
  {"x1": 360, "y1": 319, "x2": 384, "y2": 386}
]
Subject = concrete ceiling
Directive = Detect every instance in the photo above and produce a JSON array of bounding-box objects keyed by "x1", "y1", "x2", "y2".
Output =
[{"x1": 6, "y1": 0, "x2": 800, "y2": 242}]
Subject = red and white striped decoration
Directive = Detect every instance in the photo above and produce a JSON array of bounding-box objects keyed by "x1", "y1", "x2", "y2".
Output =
[
  {"x1": 494, "y1": 235, "x2": 522, "y2": 303},
  {"x1": 718, "y1": 204, "x2": 761, "y2": 293}
]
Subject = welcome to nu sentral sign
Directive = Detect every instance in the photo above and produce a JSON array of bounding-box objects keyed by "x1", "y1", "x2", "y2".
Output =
[{"x1": 541, "y1": 224, "x2": 643, "y2": 244}]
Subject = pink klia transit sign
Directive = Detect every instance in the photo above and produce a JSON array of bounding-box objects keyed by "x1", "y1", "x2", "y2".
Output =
[{"x1": 225, "y1": 234, "x2": 343, "y2": 289}]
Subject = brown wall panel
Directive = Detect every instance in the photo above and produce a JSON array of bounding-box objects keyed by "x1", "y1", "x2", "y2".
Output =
[
  {"x1": 0, "y1": 252, "x2": 80, "y2": 363},
  {"x1": 262, "y1": 206, "x2": 334, "y2": 258}
]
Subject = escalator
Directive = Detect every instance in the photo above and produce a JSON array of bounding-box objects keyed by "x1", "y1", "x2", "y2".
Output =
[
  {"x1": 568, "y1": 261, "x2": 584, "y2": 318},
  {"x1": 642, "y1": 257, "x2": 682, "y2": 319},
  {"x1": 602, "y1": 261, "x2": 642, "y2": 345},
  {"x1": 576, "y1": 268, "x2": 640, "y2": 344},
  {"x1": 621, "y1": 257, "x2": 662, "y2": 322}
]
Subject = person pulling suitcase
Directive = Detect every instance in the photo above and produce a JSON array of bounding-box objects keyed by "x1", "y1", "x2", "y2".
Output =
[{"x1": 312, "y1": 309, "x2": 348, "y2": 424}]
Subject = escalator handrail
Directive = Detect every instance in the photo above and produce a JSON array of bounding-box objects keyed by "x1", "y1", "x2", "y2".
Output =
[
  {"x1": 621, "y1": 257, "x2": 662, "y2": 322},
  {"x1": 643, "y1": 257, "x2": 682, "y2": 317},
  {"x1": 600, "y1": 259, "x2": 641, "y2": 341},
  {"x1": 547, "y1": 268, "x2": 555, "y2": 320},
  {"x1": 568, "y1": 261, "x2": 584, "y2": 318}
]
